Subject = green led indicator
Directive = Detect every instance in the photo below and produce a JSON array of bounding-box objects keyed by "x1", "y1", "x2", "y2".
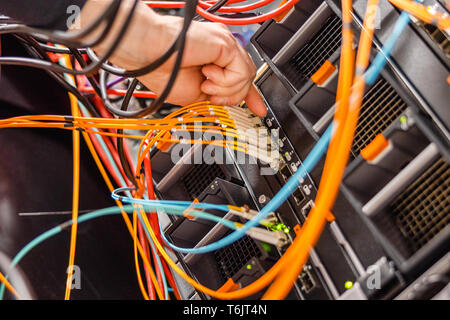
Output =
[
  {"x1": 261, "y1": 242, "x2": 272, "y2": 253},
  {"x1": 285, "y1": 152, "x2": 289, "y2": 156},
  {"x1": 400, "y1": 116, "x2": 407, "y2": 124},
  {"x1": 276, "y1": 224, "x2": 282, "y2": 231},
  {"x1": 246, "y1": 264, "x2": 252, "y2": 270},
  {"x1": 283, "y1": 227, "x2": 290, "y2": 234},
  {"x1": 344, "y1": 281, "x2": 354, "y2": 290}
]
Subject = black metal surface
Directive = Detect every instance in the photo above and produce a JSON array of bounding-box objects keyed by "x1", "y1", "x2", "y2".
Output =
[
  {"x1": 182, "y1": 163, "x2": 226, "y2": 200},
  {"x1": 214, "y1": 235, "x2": 262, "y2": 281},
  {"x1": 0, "y1": 37, "x2": 140, "y2": 300},
  {"x1": 392, "y1": 157, "x2": 450, "y2": 252},
  {"x1": 281, "y1": 14, "x2": 341, "y2": 90},
  {"x1": 351, "y1": 77, "x2": 408, "y2": 157}
]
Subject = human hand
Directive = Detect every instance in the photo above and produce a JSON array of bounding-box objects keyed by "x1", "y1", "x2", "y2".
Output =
[{"x1": 80, "y1": 0, "x2": 267, "y2": 116}]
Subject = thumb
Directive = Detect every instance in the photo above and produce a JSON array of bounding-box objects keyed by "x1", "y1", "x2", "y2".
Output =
[{"x1": 245, "y1": 84, "x2": 267, "y2": 117}]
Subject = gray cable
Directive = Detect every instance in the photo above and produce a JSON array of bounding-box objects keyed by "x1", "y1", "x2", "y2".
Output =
[{"x1": 0, "y1": 251, "x2": 35, "y2": 300}]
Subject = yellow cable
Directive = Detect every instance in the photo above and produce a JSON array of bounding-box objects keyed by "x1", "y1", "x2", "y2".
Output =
[
  {"x1": 79, "y1": 129, "x2": 165, "y2": 300},
  {"x1": 0, "y1": 271, "x2": 20, "y2": 300},
  {"x1": 388, "y1": 0, "x2": 450, "y2": 29},
  {"x1": 64, "y1": 90, "x2": 81, "y2": 300},
  {"x1": 262, "y1": 0, "x2": 379, "y2": 299},
  {"x1": 133, "y1": 210, "x2": 151, "y2": 300}
]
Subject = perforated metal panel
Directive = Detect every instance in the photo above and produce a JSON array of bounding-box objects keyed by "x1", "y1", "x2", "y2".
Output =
[
  {"x1": 352, "y1": 77, "x2": 408, "y2": 156},
  {"x1": 421, "y1": 23, "x2": 450, "y2": 58},
  {"x1": 392, "y1": 157, "x2": 450, "y2": 252},
  {"x1": 182, "y1": 163, "x2": 226, "y2": 200},
  {"x1": 283, "y1": 14, "x2": 341, "y2": 89},
  {"x1": 214, "y1": 235, "x2": 262, "y2": 280}
]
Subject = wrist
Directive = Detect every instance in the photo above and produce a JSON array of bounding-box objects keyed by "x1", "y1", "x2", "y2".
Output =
[{"x1": 78, "y1": 0, "x2": 165, "y2": 69}]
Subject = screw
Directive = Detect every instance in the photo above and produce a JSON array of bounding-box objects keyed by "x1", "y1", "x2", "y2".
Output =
[{"x1": 258, "y1": 194, "x2": 269, "y2": 204}]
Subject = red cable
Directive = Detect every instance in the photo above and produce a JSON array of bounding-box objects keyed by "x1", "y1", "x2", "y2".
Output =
[
  {"x1": 144, "y1": 0, "x2": 275, "y2": 13},
  {"x1": 144, "y1": 155, "x2": 161, "y2": 240},
  {"x1": 143, "y1": 155, "x2": 166, "y2": 296},
  {"x1": 151, "y1": 239, "x2": 165, "y2": 295},
  {"x1": 103, "y1": 134, "x2": 134, "y2": 186},
  {"x1": 144, "y1": 153, "x2": 181, "y2": 299},
  {"x1": 89, "y1": 96, "x2": 157, "y2": 298},
  {"x1": 80, "y1": 86, "x2": 158, "y2": 99},
  {"x1": 196, "y1": 0, "x2": 298, "y2": 25},
  {"x1": 92, "y1": 96, "x2": 117, "y2": 138},
  {"x1": 87, "y1": 131, "x2": 123, "y2": 186},
  {"x1": 92, "y1": 96, "x2": 138, "y2": 175},
  {"x1": 92, "y1": 95, "x2": 114, "y2": 120},
  {"x1": 144, "y1": 0, "x2": 247, "y2": 8},
  {"x1": 137, "y1": 222, "x2": 157, "y2": 300},
  {"x1": 198, "y1": 0, "x2": 275, "y2": 14},
  {"x1": 161, "y1": 259, "x2": 182, "y2": 300},
  {"x1": 90, "y1": 97, "x2": 136, "y2": 186}
]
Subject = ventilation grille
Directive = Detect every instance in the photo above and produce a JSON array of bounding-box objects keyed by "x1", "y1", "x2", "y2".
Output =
[
  {"x1": 182, "y1": 163, "x2": 226, "y2": 200},
  {"x1": 283, "y1": 14, "x2": 342, "y2": 89},
  {"x1": 421, "y1": 23, "x2": 450, "y2": 58},
  {"x1": 352, "y1": 77, "x2": 408, "y2": 156},
  {"x1": 391, "y1": 157, "x2": 450, "y2": 252},
  {"x1": 214, "y1": 235, "x2": 262, "y2": 280}
]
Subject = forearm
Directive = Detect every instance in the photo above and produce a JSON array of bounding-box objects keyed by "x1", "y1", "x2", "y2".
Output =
[{"x1": 78, "y1": 0, "x2": 178, "y2": 69}]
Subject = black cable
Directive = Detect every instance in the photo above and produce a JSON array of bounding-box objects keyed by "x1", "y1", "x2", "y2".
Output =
[
  {"x1": 27, "y1": 1, "x2": 119, "y2": 50},
  {"x1": 194, "y1": 0, "x2": 230, "y2": 21},
  {"x1": 4, "y1": 0, "x2": 196, "y2": 118},
  {"x1": 85, "y1": 4, "x2": 182, "y2": 78},
  {"x1": 36, "y1": 43, "x2": 86, "y2": 54},
  {"x1": 14, "y1": 34, "x2": 102, "y2": 117},
  {"x1": 69, "y1": 47, "x2": 102, "y2": 97},
  {"x1": 117, "y1": 78, "x2": 140, "y2": 186},
  {"x1": 99, "y1": 0, "x2": 198, "y2": 118},
  {"x1": 0, "y1": 0, "x2": 139, "y2": 77},
  {"x1": 86, "y1": 0, "x2": 225, "y2": 78},
  {"x1": 0, "y1": 0, "x2": 121, "y2": 48},
  {"x1": 25, "y1": 35, "x2": 133, "y2": 185}
]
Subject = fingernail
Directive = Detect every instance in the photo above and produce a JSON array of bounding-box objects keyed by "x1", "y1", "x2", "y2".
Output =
[{"x1": 204, "y1": 84, "x2": 217, "y2": 95}]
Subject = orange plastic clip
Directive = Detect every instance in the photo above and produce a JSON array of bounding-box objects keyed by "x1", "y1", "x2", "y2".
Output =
[
  {"x1": 311, "y1": 60, "x2": 337, "y2": 85},
  {"x1": 183, "y1": 198, "x2": 199, "y2": 220},
  {"x1": 217, "y1": 278, "x2": 240, "y2": 293},
  {"x1": 326, "y1": 211, "x2": 335, "y2": 222},
  {"x1": 361, "y1": 133, "x2": 390, "y2": 161},
  {"x1": 274, "y1": 0, "x2": 290, "y2": 22},
  {"x1": 156, "y1": 131, "x2": 173, "y2": 152},
  {"x1": 293, "y1": 224, "x2": 302, "y2": 236}
]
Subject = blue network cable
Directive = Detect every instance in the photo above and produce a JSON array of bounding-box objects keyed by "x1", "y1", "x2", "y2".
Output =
[
  {"x1": 158, "y1": 124, "x2": 333, "y2": 254},
  {"x1": 1, "y1": 9, "x2": 412, "y2": 298},
  {"x1": 365, "y1": 11, "x2": 410, "y2": 85},
  {"x1": 0, "y1": 203, "x2": 237, "y2": 299},
  {"x1": 59, "y1": 57, "x2": 176, "y2": 298},
  {"x1": 59, "y1": 57, "x2": 173, "y2": 298},
  {"x1": 112, "y1": 188, "x2": 230, "y2": 213},
  {"x1": 152, "y1": 9, "x2": 413, "y2": 255}
]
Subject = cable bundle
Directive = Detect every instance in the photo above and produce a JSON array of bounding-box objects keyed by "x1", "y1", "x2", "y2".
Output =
[{"x1": 0, "y1": 0, "x2": 441, "y2": 301}]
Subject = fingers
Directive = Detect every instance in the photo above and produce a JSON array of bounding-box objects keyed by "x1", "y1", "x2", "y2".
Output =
[
  {"x1": 139, "y1": 66, "x2": 209, "y2": 106},
  {"x1": 201, "y1": 64, "x2": 247, "y2": 87},
  {"x1": 207, "y1": 83, "x2": 267, "y2": 118},
  {"x1": 201, "y1": 78, "x2": 249, "y2": 98},
  {"x1": 245, "y1": 85, "x2": 267, "y2": 117},
  {"x1": 199, "y1": 32, "x2": 266, "y2": 116}
]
